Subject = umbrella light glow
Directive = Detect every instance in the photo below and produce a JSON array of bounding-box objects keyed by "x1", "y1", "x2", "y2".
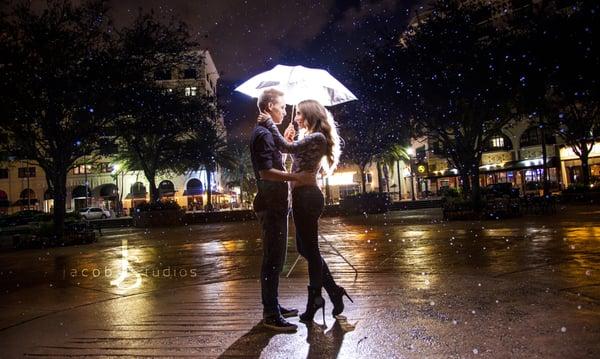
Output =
[{"x1": 235, "y1": 64, "x2": 357, "y2": 106}]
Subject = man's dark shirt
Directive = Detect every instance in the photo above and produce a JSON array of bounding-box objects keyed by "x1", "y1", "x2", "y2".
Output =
[{"x1": 250, "y1": 124, "x2": 288, "y2": 212}]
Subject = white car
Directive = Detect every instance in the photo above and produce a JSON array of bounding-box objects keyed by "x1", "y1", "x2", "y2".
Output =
[{"x1": 79, "y1": 207, "x2": 110, "y2": 220}]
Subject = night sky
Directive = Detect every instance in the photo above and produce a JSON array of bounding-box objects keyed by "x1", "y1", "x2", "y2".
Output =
[{"x1": 29, "y1": 0, "x2": 422, "y2": 137}]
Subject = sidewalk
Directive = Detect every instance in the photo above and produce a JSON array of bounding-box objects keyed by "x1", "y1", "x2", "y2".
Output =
[{"x1": 0, "y1": 272, "x2": 598, "y2": 358}]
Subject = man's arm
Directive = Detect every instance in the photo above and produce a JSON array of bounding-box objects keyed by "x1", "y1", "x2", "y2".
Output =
[
  {"x1": 259, "y1": 168, "x2": 298, "y2": 182},
  {"x1": 260, "y1": 169, "x2": 316, "y2": 185}
]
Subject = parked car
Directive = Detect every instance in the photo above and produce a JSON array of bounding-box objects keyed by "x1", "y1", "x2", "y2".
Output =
[
  {"x1": 78, "y1": 207, "x2": 110, "y2": 220},
  {"x1": 484, "y1": 183, "x2": 520, "y2": 198}
]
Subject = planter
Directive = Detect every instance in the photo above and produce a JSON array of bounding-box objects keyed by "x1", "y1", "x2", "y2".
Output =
[
  {"x1": 340, "y1": 193, "x2": 391, "y2": 215},
  {"x1": 133, "y1": 209, "x2": 184, "y2": 227}
]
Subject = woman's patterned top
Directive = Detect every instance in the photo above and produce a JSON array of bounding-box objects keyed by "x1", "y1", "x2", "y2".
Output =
[{"x1": 262, "y1": 118, "x2": 326, "y2": 173}]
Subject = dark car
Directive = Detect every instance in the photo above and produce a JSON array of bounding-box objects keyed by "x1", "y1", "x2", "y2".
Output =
[{"x1": 484, "y1": 183, "x2": 519, "y2": 198}]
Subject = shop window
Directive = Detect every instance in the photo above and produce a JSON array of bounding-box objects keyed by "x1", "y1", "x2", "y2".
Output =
[
  {"x1": 183, "y1": 68, "x2": 197, "y2": 79},
  {"x1": 184, "y1": 86, "x2": 197, "y2": 96},
  {"x1": 73, "y1": 164, "x2": 92, "y2": 175},
  {"x1": 18, "y1": 167, "x2": 36, "y2": 178}
]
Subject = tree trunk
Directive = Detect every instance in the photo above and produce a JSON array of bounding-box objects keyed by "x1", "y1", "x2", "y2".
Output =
[
  {"x1": 384, "y1": 164, "x2": 390, "y2": 192},
  {"x1": 460, "y1": 171, "x2": 471, "y2": 195},
  {"x1": 580, "y1": 148, "x2": 591, "y2": 187},
  {"x1": 396, "y1": 160, "x2": 402, "y2": 200},
  {"x1": 376, "y1": 161, "x2": 384, "y2": 193},
  {"x1": 540, "y1": 125, "x2": 550, "y2": 196},
  {"x1": 205, "y1": 169, "x2": 213, "y2": 211},
  {"x1": 468, "y1": 158, "x2": 482, "y2": 211},
  {"x1": 51, "y1": 170, "x2": 68, "y2": 240},
  {"x1": 146, "y1": 175, "x2": 159, "y2": 203},
  {"x1": 360, "y1": 166, "x2": 367, "y2": 194}
]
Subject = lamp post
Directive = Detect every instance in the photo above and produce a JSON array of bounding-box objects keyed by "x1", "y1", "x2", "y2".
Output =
[
  {"x1": 84, "y1": 156, "x2": 89, "y2": 207},
  {"x1": 407, "y1": 148, "x2": 416, "y2": 201}
]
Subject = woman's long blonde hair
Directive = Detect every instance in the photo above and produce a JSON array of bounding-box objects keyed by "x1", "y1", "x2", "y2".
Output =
[{"x1": 296, "y1": 99, "x2": 341, "y2": 176}]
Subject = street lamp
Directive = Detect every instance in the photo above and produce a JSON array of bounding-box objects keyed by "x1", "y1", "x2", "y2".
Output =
[{"x1": 407, "y1": 148, "x2": 416, "y2": 201}]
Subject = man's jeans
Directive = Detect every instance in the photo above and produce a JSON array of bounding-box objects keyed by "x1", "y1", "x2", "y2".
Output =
[{"x1": 256, "y1": 208, "x2": 289, "y2": 316}]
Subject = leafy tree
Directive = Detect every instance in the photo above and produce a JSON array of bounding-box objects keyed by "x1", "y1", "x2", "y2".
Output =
[
  {"x1": 507, "y1": 0, "x2": 599, "y2": 190},
  {"x1": 114, "y1": 89, "x2": 216, "y2": 203},
  {"x1": 538, "y1": 1, "x2": 599, "y2": 187},
  {"x1": 341, "y1": 34, "x2": 411, "y2": 194},
  {"x1": 382, "y1": 0, "x2": 516, "y2": 203},
  {"x1": 0, "y1": 0, "x2": 116, "y2": 237}
]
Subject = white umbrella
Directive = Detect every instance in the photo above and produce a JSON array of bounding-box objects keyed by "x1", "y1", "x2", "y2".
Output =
[{"x1": 235, "y1": 64, "x2": 357, "y2": 106}]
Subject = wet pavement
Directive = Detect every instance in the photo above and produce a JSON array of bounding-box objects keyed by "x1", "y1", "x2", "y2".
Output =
[{"x1": 0, "y1": 205, "x2": 598, "y2": 358}]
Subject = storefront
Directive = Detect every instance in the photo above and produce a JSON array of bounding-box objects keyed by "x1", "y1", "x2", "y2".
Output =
[
  {"x1": 183, "y1": 178, "x2": 204, "y2": 211},
  {"x1": 560, "y1": 143, "x2": 600, "y2": 187},
  {"x1": 125, "y1": 182, "x2": 147, "y2": 213},
  {"x1": 93, "y1": 183, "x2": 119, "y2": 213},
  {"x1": 71, "y1": 185, "x2": 92, "y2": 211},
  {"x1": 427, "y1": 157, "x2": 561, "y2": 196}
]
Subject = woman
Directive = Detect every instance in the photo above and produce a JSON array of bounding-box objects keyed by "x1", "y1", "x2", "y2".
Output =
[{"x1": 258, "y1": 99, "x2": 353, "y2": 323}]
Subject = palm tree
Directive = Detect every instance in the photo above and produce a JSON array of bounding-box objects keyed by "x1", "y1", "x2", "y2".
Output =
[
  {"x1": 379, "y1": 144, "x2": 409, "y2": 199},
  {"x1": 222, "y1": 140, "x2": 255, "y2": 209}
]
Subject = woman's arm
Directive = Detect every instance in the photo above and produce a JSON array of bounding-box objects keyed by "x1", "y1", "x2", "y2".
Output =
[{"x1": 261, "y1": 118, "x2": 324, "y2": 154}]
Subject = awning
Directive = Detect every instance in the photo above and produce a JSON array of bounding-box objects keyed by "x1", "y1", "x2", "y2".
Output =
[
  {"x1": 72, "y1": 185, "x2": 91, "y2": 199},
  {"x1": 184, "y1": 178, "x2": 203, "y2": 196},
  {"x1": 126, "y1": 182, "x2": 147, "y2": 199},
  {"x1": 93, "y1": 183, "x2": 119, "y2": 198},
  {"x1": 183, "y1": 189, "x2": 203, "y2": 196},
  {"x1": 44, "y1": 189, "x2": 53, "y2": 200},
  {"x1": 427, "y1": 157, "x2": 560, "y2": 179},
  {"x1": 497, "y1": 157, "x2": 559, "y2": 172},
  {"x1": 0, "y1": 190, "x2": 8, "y2": 206},
  {"x1": 159, "y1": 180, "x2": 176, "y2": 197}
]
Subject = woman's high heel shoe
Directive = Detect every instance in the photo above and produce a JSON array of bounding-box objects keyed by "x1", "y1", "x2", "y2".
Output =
[
  {"x1": 300, "y1": 286, "x2": 326, "y2": 324},
  {"x1": 330, "y1": 286, "x2": 354, "y2": 317}
]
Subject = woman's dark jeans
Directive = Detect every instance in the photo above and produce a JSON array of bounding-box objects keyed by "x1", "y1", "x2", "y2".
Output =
[{"x1": 292, "y1": 186, "x2": 338, "y2": 291}]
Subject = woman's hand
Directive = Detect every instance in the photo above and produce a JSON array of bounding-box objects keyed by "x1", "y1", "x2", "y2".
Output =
[
  {"x1": 257, "y1": 111, "x2": 271, "y2": 123},
  {"x1": 283, "y1": 122, "x2": 295, "y2": 142}
]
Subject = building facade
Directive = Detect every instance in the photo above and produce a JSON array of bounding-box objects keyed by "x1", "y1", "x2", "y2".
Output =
[{"x1": 0, "y1": 50, "x2": 237, "y2": 216}]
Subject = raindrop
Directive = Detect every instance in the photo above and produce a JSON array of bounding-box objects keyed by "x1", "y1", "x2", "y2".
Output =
[{"x1": 560, "y1": 326, "x2": 566, "y2": 333}]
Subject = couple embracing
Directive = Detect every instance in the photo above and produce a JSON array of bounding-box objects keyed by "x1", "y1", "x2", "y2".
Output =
[{"x1": 250, "y1": 89, "x2": 352, "y2": 332}]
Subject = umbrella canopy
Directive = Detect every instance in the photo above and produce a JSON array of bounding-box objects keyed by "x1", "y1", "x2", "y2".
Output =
[{"x1": 235, "y1": 65, "x2": 357, "y2": 106}]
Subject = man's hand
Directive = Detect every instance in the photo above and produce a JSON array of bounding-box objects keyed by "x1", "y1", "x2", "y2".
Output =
[
  {"x1": 283, "y1": 122, "x2": 295, "y2": 142},
  {"x1": 257, "y1": 111, "x2": 271, "y2": 123},
  {"x1": 293, "y1": 171, "x2": 316, "y2": 187}
]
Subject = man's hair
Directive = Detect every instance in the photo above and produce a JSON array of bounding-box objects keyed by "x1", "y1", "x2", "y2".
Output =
[{"x1": 257, "y1": 88, "x2": 284, "y2": 111}]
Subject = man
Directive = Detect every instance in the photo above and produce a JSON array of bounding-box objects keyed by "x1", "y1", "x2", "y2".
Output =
[{"x1": 250, "y1": 88, "x2": 309, "y2": 331}]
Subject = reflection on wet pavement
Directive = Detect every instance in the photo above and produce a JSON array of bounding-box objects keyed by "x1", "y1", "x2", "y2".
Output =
[
  {"x1": 0, "y1": 205, "x2": 598, "y2": 357},
  {"x1": 1, "y1": 206, "x2": 599, "y2": 302}
]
